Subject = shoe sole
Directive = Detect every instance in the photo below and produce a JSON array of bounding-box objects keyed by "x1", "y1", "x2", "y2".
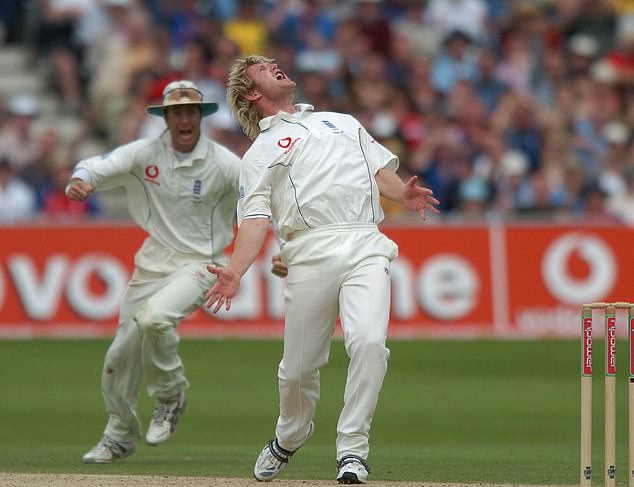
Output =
[
  {"x1": 146, "y1": 427, "x2": 178, "y2": 446},
  {"x1": 82, "y1": 457, "x2": 112, "y2": 464},
  {"x1": 82, "y1": 450, "x2": 135, "y2": 464},
  {"x1": 337, "y1": 473, "x2": 363, "y2": 484},
  {"x1": 146, "y1": 435, "x2": 173, "y2": 447}
]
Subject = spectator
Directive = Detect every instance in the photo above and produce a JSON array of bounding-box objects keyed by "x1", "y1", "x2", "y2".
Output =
[
  {"x1": 474, "y1": 48, "x2": 509, "y2": 113},
  {"x1": 267, "y1": 0, "x2": 338, "y2": 57},
  {"x1": 0, "y1": 0, "x2": 24, "y2": 44},
  {"x1": 430, "y1": 30, "x2": 479, "y2": 95},
  {"x1": 578, "y1": 180, "x2": 614, "y2": 223},
  {"x1": 355, "y1": 0, "x2": 393, "y2": 58},
  {"x1": 423, "y1": 0, "x2": 488, "y2": 45},
  {"x1": 89, "y1": 3, "x2": 159, "y2": 145},
  {"x1": 603, "y1": 24, "x2": 634, "y2": 86},
  {"x1": 495, "y1": 28, "x2": 538, "y2": 94},
  {"x1": 549, "y1": 154, "x2": 587, "y2": 215},
  {"x1": 40, "y1": 154, "x2": 101, "y2": 219},
  {"x1": 159, "y1": 0, "x2": 208, "y2": 53},
  {"x1": 349, "y1": 50, "x2": 396, "y2": 115},
  {"x1": 561, "y1": 0, "x2": 616, "y2": 56},
  {"x1": 455, "y1": 175, "x2": 491, "y2": 220},
  {"x1": 391, "y1": 0, "x2": 438, "y2": 59},
  {"x1": 0, "y1": 94, "x2": 40, "y2": 172},
  {"x1": 515, "y1": 169, "x2": 558, "y2": 216},
  {"x1": 597, "y1": 121, "x2": 631, "y2": 197},
  {"x1": 20, "y1": 128, "x2": 62, "y2": 202},
  {"x1": 567, "y1": 33, "x2": 600, "y2": 79},
  {"x1": 38, "y1": 0, "x2": 92, "y2": 114},
  {"x1": 493, "y1": 149, "x2": 530, "y2": 215},
  {"x1": 607, "y1": 166, "x2": 634, "y2": 225},
  {"x1": 531, "y1": 46, "x2": 566, "y2": 107},
  {"x1": 223, "y1": 0, "x2": 268, "y2": 56},
  {"x1": 0, "y1": 157, "x2": 37, "y2": 222},
  {"x1": 494, "y1": 94, "x2": 544, "y2": 173}
]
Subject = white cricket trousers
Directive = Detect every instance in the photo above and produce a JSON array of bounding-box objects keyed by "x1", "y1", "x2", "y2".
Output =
[
  {"x1": 100, "y1": 238, "x2": 216, "y2": 446},
  {"x1": 276, "y1": 224, "x2": 398, "y2": 461}
]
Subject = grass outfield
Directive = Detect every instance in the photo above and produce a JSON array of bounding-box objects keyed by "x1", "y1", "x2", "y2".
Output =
[{"x1": 0, "y1": 339, "x2": 629, "y2": 485}]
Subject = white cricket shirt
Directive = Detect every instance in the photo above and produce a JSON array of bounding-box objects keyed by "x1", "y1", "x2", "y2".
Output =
[
  {"x1": 74, "y1": 130, "x2": 240, "y2": 262},
  {"x1": 239, "y1": 104, "x2": 398, "y2": 241}
]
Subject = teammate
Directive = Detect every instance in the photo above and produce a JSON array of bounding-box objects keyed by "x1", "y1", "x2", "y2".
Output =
[
  {"x1": 205, "y1": 56, "x2": 439, "y2": 484},
  {"x1": 66, "y1": 80, "x2": 240, "y2": 463}
]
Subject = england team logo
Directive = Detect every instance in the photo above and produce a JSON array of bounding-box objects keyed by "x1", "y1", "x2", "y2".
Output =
[{"x1": 192, "y1": 179, "x2": 202, "y2": 202}]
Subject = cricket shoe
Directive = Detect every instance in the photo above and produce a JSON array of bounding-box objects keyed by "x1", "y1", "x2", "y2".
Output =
[
  {"x1": 82, "y1": 436, "x2": 136, "y2": 464},
  {"x1": 145, "y1": 391, "x2": 187, "y2": 446},
  {"x1": 336, "y1": 455, "x2": 369, "y2": 484},
  {"x1": 253, "y1": 422, "x2": 314, "y2": 481}
]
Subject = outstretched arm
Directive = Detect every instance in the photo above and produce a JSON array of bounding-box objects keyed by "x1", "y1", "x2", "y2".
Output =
[
  {"x1": 205, "y1": 217, "x2": 269, "y2": 313},
  {"x1": 375, "y1": 170, "x2": 440, "y2": 220}
]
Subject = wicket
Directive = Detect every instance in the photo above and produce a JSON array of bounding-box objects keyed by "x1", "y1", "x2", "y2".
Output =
[{"x1": 580, "y1": 302, "x2": 634, "y2": 487}]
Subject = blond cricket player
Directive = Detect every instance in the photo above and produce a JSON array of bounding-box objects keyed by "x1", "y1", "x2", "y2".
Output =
[
  {"x1": 205, "y1": 56, "x2": 440, "y2": 484},
  {"x1": 66, "y1": 81, "x2": 240, "y2": 463}
]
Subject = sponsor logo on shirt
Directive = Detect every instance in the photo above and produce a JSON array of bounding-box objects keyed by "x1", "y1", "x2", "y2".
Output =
[
  {"x1": 144, "y1": 165, "x2": 160, "y2": 185},
  {"x1": 321, "y1": 120, "x2": 343, "y2": 134},
  {"x1": 277, "y1": 137, "x2": 301, "y2": 154}
]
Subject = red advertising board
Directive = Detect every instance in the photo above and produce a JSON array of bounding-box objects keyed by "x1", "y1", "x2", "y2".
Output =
[{"x1": 1, "y1": 222, "x2": 633, "y2": 339}]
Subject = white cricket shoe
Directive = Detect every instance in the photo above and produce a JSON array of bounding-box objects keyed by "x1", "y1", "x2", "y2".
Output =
[
  {"x1": 336, "y1": 455, "x2": 369, "y2": 484},
  {"x1": 82, "y1": 436, "x2": 136, "y2": 464},
  {"x1": 253, "y1": 422, "x2": 314, "y2": 481},
  {"x1": 145, "y1": 391, "x2": 187, "y2": 446},
  {"x1": 253, "y1": 438, "x2": 293, "y2": 481}
]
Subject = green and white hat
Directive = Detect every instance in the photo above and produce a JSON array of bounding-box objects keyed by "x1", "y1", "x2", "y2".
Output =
[{"x1": 146, "y1": 80, "x2": 219, "y2": 117}]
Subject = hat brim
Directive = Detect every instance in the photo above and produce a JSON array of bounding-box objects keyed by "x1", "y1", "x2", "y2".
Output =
[{"x1": 146, "y1": 102, "x2": 219, "y2": 117}]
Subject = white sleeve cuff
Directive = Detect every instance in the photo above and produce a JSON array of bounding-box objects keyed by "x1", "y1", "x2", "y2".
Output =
[{"x1": 71, "y1": 168, "x2": 92, "y2": 184}]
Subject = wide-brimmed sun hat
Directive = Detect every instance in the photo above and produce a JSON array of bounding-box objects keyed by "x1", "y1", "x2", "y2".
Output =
[{"x1": 146, "y1": 80, "x2": 218, "y2": 117}]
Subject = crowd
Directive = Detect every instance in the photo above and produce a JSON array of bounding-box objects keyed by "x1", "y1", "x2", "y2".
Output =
[{"x1": 0, "y1": 0, "x2": 632, "y2": 224}]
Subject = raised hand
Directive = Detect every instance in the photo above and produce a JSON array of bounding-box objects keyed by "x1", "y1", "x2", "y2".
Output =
[
  {"x1": 402, "y1": 176, "x2": 440, "y2": 221},
  {"x1": 205, "y1": 265, "x2": 241, "y2": 313}
]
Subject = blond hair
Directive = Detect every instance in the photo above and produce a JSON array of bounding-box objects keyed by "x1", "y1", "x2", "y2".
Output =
[{"x1": 226, "y1": 55, "x2": 274, "y2": 140}]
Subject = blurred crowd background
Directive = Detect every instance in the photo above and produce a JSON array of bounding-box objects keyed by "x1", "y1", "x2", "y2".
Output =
[{"x1": 0, "y1": 0, "x2": 632, "y2": 224}]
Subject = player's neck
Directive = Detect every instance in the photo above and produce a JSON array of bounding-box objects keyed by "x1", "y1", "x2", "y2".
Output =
[{"x1": 258, "y1": 96, "x2": 296, "y2": 118}]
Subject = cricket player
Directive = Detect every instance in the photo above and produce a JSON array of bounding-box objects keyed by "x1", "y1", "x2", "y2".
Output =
[
  {"x1": 66, "y1": 80, "x2": 240, "y2": 463},
  {"x1": 205, "y1": 56, "x2": 439, "y2": 484}
]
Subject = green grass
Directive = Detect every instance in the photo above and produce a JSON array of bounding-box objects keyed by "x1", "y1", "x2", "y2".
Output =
[{"x1": 0, "y1": 339, "x2": 629, "y2": 484}]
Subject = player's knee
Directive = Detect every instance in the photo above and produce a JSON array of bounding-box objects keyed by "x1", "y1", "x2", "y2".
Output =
[
  {"x1": 278, "y1": 361, "x2": 320, "y2": 384},
  {"x1": 134, "y1": 303, "x2": 171, "y2": 333},
  {"x1": 352, "y1": 336, "x2": 389, "y2": 361}
]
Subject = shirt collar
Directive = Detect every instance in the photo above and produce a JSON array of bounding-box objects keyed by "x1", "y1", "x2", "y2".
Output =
[
  {"x1": 161, "y1": 130, "x2": 208, "y2": 167},
  {"x1": 258, "y1": 103, "x2": 314, "y2": 132}
]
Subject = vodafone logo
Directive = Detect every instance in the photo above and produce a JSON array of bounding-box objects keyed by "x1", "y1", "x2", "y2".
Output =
[
  {"x1": 542, "y1": 233, "x2": 616, "y2": 304},
  {"x1": 606, "y1": 317, "x2": 616, "y2": 375},
  {"x1": 4, "y1": 254, "x2": 129, "y2": 320},
  {"x1": 277, "y1": 137, "x2": 301, "y2": 154},
  {"x1": 582, "y1": 317, "x2": 592, "y2": 375},
  {"x1": 144, "y1": 165, "x2": 160, "y2": 185},
  {"x1": 416, "y1": 254, "x2": 478, "y2": 320},
  {"x1": 277, "y1": 137, "x2": 292, "y2": 148}
]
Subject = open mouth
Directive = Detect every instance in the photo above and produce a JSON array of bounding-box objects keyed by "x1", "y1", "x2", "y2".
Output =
[{"x1": 275, "y1": 70, "x2": 286, "y2": 80}]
